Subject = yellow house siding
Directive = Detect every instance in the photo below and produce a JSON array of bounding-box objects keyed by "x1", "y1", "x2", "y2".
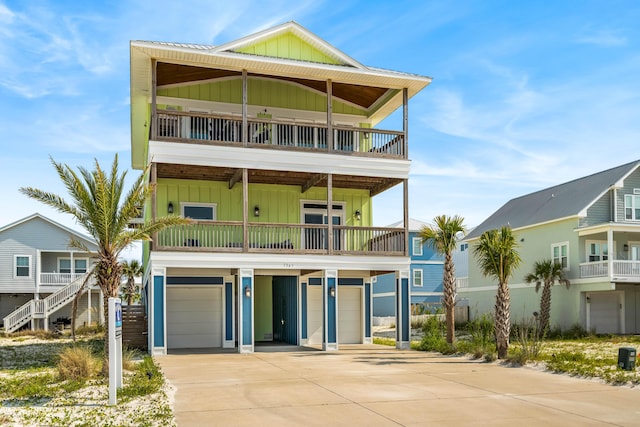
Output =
[{"x1": 235, "y1": 33, "x2": 342, "y2": 65}]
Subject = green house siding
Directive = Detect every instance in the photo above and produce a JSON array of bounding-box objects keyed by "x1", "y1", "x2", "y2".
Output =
[
  {"x1": 234, "y1": 32, "x2": 343, "y2": 65},
  {"x1": 156, "y1": 178, "x2": 371, "y2": 226},
  {"x1": 157, "y1": 78, "x2": 366, "y2": 116},
  {"x1": 468, "y1": 218, "x2": 581, "y2": 288}
]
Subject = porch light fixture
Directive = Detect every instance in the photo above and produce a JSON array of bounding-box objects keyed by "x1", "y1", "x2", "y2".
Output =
[
  {"x1": 354, "y1": 209, "x2": 361, "y2": 221},
  {"x1": 329, "y1": 286, "x2": 336, "y2": 298},
  {"x1": 167, "y1": 202, "x2": 174, "y2": 214},
  {"x1": 254, "y1": 205, "x2": 260, "y2": 217},
  {"x1": 624, "y1": 244, "x2": 629, "y2": 251},
  {"x1": 244, "y1": 286, "x2": 251, "y2": 298}
]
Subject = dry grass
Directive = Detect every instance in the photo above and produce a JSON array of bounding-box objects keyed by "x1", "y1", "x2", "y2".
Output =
[{"x1": 57, "y1": 346, "x2": 100, "y2": 381}]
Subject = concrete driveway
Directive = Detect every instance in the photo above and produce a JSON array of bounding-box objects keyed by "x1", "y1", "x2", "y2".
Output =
[{"x1": 156, "y1": 345, "x2": 640, "y2": 426}]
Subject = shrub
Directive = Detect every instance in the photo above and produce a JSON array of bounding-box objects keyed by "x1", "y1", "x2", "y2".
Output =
[
  {"x1": 418, "y1": 316, "x2": 455, "y2": 354},
  {"x1": 458, "y1": 314, "x2": 495, "y2": 359},
  {"x1": 119, "y1": 356, "x2": 164, "y2": 401},
  {"x1": 57, "y1": 346, "x2": 99, "y2": 382},
  {"x1": 74, "y1": 323, "x2": 105, "y2": 336},
  {"x1": 510, "y1": 317, "x2": 544, "y2": 363}
]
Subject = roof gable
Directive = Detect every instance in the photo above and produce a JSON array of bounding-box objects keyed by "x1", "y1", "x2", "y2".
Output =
[
  {"x1": 466, "y1": 160, "x2": 640, "y2": 239},
  {"x1": 214, "y1": 21, "x2": 364, "y2": 68},
  {"x1": 0, "y1": 213, "x2": 98, "y2": 250}
]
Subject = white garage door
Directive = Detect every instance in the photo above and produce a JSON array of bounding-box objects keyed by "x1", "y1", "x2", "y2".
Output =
[
  {"x1": 589, "y1": 292, "x2": 620, "y2": 334},
  {"x1": 307, "y1": 285, "x2": 323, "y2": 345},
  {"x1": 338, "y1": 287, "x2": 362, "y2": 344},
  {"x1": 167, "y1": 286, "x2": 222, "y2": 349}
]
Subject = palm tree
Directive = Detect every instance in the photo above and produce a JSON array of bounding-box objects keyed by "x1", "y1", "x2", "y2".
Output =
[
  {"x1": 524, "y1": 259, "x2": 570, "y2": 335},
  {"x1": 473, "y1": 226, "x2": 521, "y2": 359},
  {"x1": 20, "y1": 154, "x2": 187, "y2": 373},
  {"x1": 122, "y1": 259, "x2": 144, "y2": 305},
  {"x1": 419, "y1": 215, "x2": 465, "y2": 344}
]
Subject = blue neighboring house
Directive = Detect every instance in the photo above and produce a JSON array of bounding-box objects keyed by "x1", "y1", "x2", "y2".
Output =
[{"x1": 373, "y1": 219, "x2": 444, "y2": 316}]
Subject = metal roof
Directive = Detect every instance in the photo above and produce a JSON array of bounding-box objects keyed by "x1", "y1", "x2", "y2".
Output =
[{"x1": 465, "y1": 160, "x2": 640, "y2": 240}]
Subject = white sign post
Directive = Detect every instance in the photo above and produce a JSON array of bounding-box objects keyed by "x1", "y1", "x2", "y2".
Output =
[{"x1": 108, "y1": 297, "x2": 123, "y2": 406}]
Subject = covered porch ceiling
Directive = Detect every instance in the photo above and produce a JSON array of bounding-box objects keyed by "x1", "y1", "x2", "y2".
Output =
[
  {"x1": 156, "y1": 162, "x2": 401, "y2": 196},
  {"x1": 156, "y1": 62, "x2": 393, "y2": 110}
]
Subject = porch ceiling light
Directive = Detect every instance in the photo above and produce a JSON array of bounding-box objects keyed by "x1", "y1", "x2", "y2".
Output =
[
  {"x1": 168, "y1": 202, "x2": 174, "y2": 214},
  {"x1": 244, "y1": 286, "x2": 251, "y2": 298},
  {"x1": 354, "y1": 209, "x2": 361, "y2": 221},
  {"x1": 254, "y1": 205, "x2": 260, "y2": 217}
]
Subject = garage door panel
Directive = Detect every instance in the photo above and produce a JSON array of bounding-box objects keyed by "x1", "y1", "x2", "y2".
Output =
[
  {"x1": 338, "y1": 287, "x2": 361, "y2": 344},
  {"x1": 590, "y1": 292, "x2": 620, "y2": 334},
  {"x1": 167, "y1": 287, "x2": 222, "y2": 349},
  {"x1": 307, "y1": 286, "x2": 323, "y2": 345}
]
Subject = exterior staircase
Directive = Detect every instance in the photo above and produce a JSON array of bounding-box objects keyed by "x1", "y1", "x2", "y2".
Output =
[{"x1": 3, "y1": 273, "x2": 96, "y2": 333}]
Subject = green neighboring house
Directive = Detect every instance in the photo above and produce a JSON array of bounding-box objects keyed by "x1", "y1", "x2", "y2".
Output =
[
  {"x1": 462, "y1": 160, "x2": 640, "y2": 334},
  {"x1": 129, "y1": 22, "x2": 432, "y2": 354}
]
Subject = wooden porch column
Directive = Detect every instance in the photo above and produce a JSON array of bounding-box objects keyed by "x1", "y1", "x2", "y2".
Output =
[
  {"x1": 150, "y1": 162, "x2": 157, "y2": 251},
  {"x1": 402, "y1": 87, "x2": 408, "y2": 159},
  {"x1": 242, "y1": 69, "x2": 248, "y2": 147},
  {"x1": 326, "y1": 79, "x2": 333, "y2": 152},
  {"x1": 243, "y1": 168, "x2": 249, "y2": 253},
  {"x1": 327, "y1": 174, "x2": 333, "y2": 255},
  {"x1": 403, "y1": 179, "x2": 409, "y2": 256},
  {"x1": 151, "y1": 59, "x2": 157, "y2": 140}
]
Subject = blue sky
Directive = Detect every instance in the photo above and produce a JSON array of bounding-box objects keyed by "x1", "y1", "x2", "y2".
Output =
[{"x1": 1, "y1": 0, "x2": 639, "y2": 258}]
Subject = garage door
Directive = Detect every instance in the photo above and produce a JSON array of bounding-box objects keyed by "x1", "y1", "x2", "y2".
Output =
[
  {"x1": 167, "y1": 287, "x2": 222, "y2": 349},
  {"x1": 589, "y1": 292, "x2": 620, "y2": 334},
  {"x1": 338, "y1": 287, "x2": 362, "y2": 344},
  {"x1": 307, "y1": 285, "x2": 323, "y2": 345}
]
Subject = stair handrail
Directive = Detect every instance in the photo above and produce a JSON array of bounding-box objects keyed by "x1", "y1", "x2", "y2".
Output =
[{"x1": 2, "y1": 272, "x2": 95, "y2": 333}]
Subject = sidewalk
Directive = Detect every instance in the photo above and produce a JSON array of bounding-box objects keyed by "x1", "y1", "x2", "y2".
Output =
[{"x1": 157, "y1": 345, "x2": 640, "y2": 426}]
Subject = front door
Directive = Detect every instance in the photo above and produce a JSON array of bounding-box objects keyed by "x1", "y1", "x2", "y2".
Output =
[{"x1": 302, "y1": 203, "x2": 344, "y2": 250}]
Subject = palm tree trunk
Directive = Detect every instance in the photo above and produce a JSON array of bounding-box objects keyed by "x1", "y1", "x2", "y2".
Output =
[
  {"x1": 443, "y1": 252, "x2": 456, "y2": 344},
  {"x1": 494, "y1": 280, "x2": 510, "y2": 359},
  {"x1": 539, "y1": 282, "x2": 552, "y2": 335}
]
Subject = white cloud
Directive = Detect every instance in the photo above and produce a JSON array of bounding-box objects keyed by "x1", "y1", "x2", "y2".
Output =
[{"x1": 575, "y1": 30, "x2": 627, "y2": 47}]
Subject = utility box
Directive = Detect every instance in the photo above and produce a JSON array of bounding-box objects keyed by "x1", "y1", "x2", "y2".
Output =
[{"x1": 617, "y1": 347, "x2": 636, "y2": 371}]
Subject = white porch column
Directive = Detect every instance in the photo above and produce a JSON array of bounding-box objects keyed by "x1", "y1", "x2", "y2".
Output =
[
  {"x1": 607, "y1": 228, "x2": 614, "y2": 280},
  {"x1": 323, "y1": 269, "x2": 338, "y2": 351},
  {"x1": 396, "y1": 269, "x2": 411, "y2": 349},
  {"x1": 239, "y1": 268, "x2": 254, "y2": 353},
  {"x1": 98, "y1": 289, "x2": 104, "y2": 324},
  {"x1": 87, "y1": 288, "x2": 92, "y2": 325}
]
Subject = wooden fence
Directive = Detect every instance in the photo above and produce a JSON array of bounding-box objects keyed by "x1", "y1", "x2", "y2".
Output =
[{"x1": 122, "y1": 305, "x2": 147, "y2": 350}]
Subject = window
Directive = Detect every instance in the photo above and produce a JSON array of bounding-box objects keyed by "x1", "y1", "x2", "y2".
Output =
[
  {"x1": 460, "y1": 243, "x2": 468, "y2": 252},
  {"x1": 587, "y1": 241, "x2": 608, "y2": 262},
  {"x1": 413, "y1": 269, "x2": 423, "y2": 287},
  {"x1": 58, "y1": 257, "x2": 89, "y2": 274},
  {"x1": 551, "y1": 242, "x2": 569, "y2": 270},
  {"x1": 412, "y1": 237, "x2": 423, "y2": 256},
  {"x1": 624, "y1": 193, "x2": 640, "y2": 220},
  {"x1": 15, "y1": 255, "x2": 31, "y2": 278},
  {"x1": 181, "y1": 203, "x2": 217, "y2": 220}
]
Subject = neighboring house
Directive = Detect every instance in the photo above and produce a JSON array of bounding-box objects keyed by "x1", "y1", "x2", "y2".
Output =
[
  {"x1": 129, "y1": 21, "x2": 432, "y2": 354},
  {"x1": 1, "y1": 213, "x2": 100, "y2": 332},
  {"x1": 373, "y1": 219, "x2": 470, "y2": 317},
  {"x1": 461, "y1": 160, "x2": 640, "y2": 334},
  {"x1": 373, "y1": 219, "x2": 443, "y2": 316}
]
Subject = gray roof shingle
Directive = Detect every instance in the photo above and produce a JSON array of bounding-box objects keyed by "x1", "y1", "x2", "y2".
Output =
[{"x1": 466, "y1": 160, "x2": 640, "y2": 239}]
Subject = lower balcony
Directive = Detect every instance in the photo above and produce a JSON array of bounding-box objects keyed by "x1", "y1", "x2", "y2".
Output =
[
  {"x1": 155, "y1": 221, "x2": 405, "y2": 256},
  {"x1": 579, "y1": 260, "x2": 640, "y2": 282}
]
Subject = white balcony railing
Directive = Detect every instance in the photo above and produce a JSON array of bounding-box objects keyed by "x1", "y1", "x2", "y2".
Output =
[
  {"x1": 40, "y1": 273, "x2": 87, "y2": 286},
  {"x1": 579, "y1": 260, "x2": 640, "y2": 281},
  {"x1": 456, "y1": 277, "x2": 469, "y2": 289}
]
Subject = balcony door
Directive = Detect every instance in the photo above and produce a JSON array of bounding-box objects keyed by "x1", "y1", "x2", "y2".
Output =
[{"x1": 301, "y1": 202, "x2": 344, "y2": 250}]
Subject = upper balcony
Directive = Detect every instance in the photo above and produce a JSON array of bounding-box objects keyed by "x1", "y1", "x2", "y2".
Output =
[
  {"x1": 152, "y1": 110, "x2": 406, "y2": 159},
  {"x1": 154, "y1": 221, "x2": 405, "y2": 257}
]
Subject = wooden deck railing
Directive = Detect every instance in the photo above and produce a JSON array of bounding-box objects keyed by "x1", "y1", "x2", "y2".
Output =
[
  {"x1": 153, "y1": 110, "x2": 406, "y2": 159},
  {"x1": 156, "y1": 221, "x2": 405, "y2": 256}
]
